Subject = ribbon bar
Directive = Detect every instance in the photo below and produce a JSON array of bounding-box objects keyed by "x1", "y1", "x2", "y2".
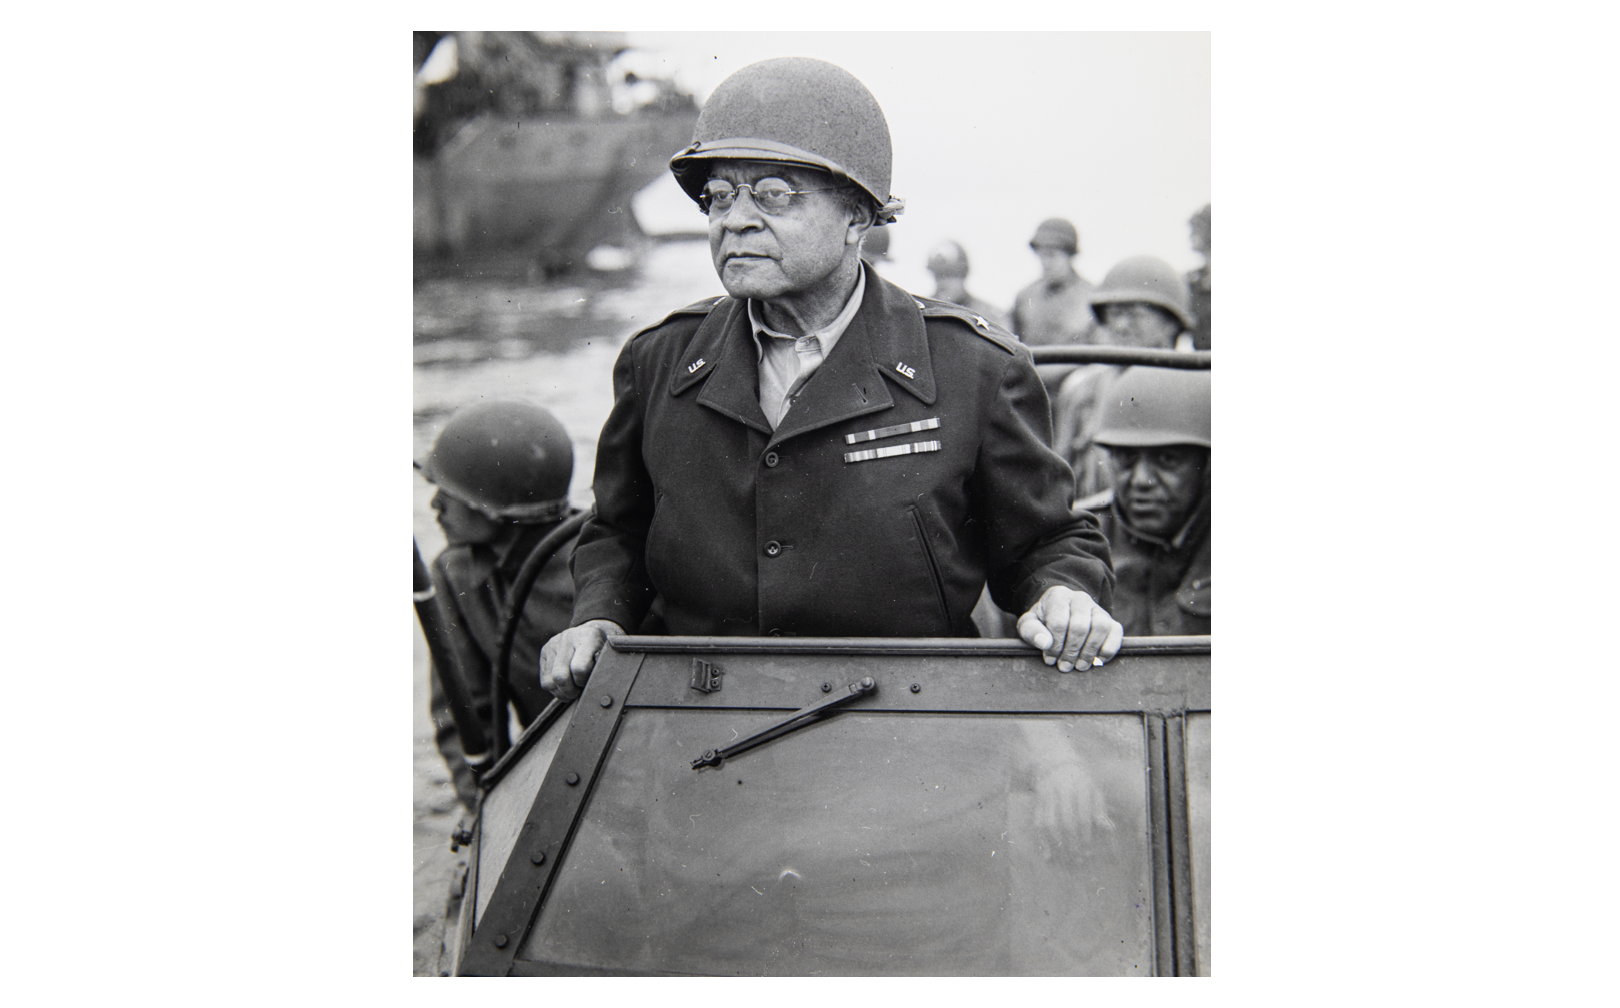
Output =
[
  {"x1": 844, "y1": 417, "x2": 941, "y2": 445},
  {"x1": 843, "y1": 440, "x2": 943, "y2": 464}
]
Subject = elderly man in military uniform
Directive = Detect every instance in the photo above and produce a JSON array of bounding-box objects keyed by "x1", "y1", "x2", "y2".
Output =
[
  {"x1": 1076, "y1": 366, "x2": 1210, "y2": 636},
  {"x1": 541, "y1": 57, "x2": 1123, "y2": 699}
]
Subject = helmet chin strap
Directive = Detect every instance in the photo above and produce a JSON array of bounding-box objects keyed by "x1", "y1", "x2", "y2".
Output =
[
  {"x1": 429, "y1": 478, "x2": 571, "y2": 525},
  {"x1": 474, "y1": 496, "x2": 571, "y2": 523}
]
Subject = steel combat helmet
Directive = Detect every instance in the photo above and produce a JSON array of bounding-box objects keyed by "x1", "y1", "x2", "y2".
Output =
[
  {"x1": 423, "y1": 401, "x2": 573, "y2": 522},
  {"x1": 926, "y1": 239, "x2": 970, "y2": 277},
  {"x1": 1029, "y1": 218, "x2": 1079, "y2": 254},
  {"x1": 669, "y1": 57, "x2": 904, "y2": 223},
  {"x1": 1089, "y1": 256, "x2": 1194, "y2": 330},
  {"x1": 1092, "y1": 367, "x2": 1211, "y2": 449}
]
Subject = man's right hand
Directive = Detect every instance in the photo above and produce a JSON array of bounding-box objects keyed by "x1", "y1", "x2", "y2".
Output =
[{"x1": 540, "y1": 620, "x2": 626, "y2": 699}]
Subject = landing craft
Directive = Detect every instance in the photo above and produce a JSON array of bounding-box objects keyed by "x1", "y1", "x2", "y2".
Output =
[
  {"x1": 432, "y1": 347, "x2": 1212, "y2": 976},
  {"x1": 413, "y1": 32, "x2": 700, "y2": 277}
]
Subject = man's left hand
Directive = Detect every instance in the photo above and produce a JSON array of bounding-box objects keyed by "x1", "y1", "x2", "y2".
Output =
[{"x1": 1016, "y1": 586, "x2": 1124, "y2": 671}]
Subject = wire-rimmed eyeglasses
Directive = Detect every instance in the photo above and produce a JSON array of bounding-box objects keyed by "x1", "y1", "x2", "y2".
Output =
[{"x1": 698, "y1": 177, "x2": 848, "y2": 216}]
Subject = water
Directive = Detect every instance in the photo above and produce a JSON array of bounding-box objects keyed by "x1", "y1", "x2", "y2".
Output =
[
  {"x1": 410, "y1": 238, "x2": 722, "y2": 973},
  {"x1": 411, "y1": 239, "x2": 723, "y2": 558}
]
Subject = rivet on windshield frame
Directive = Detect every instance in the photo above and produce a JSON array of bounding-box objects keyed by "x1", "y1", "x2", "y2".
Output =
[
  {"x1": 493, "y1": 934, "x2": 508, "y2": 948},
  {"x1": 565, "y1": 772, "x2": 580, "y2": 786},
  {"x1": 600, "y1": 694, "x2": 613, "y2": 707},
  {"x1": 530, "y1": 851, "x2": 546, "y2": 865},
  {"x1": 911, "y1": 683, "x2": 921, "y2": 693},
  {"x1": 822, "y1": 682, "x2": 832, "y2": 692}
]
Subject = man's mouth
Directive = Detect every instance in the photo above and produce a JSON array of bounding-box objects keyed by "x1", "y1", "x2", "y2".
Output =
[{"x1": 724, "y1": 252, "x2": 772, "y2": 264}]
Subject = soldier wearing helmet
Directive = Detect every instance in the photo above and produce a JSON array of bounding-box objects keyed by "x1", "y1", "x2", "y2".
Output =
[
  {"x1": 925, "y1": 239, "x2": 1008, "y2": 329},
  {"x1": 1076, "y1": 367, "x2": 1210, "y2": 636},
  {"x1": 1052, "y1": 255, "x2": 1195, "y2": 497},
  {"x1": 1186, "y1": 204, "x2": 1211, "y2": 351},
  {"x1": 1088, "y1": 255, "x2": 1195, "y2": 352},
  {"x1": 859, "y1": 224, "x2": 893, "y2": 270},
  {"x1": 419, "y1": 401, "x2": 583, "y2": 805},
  {"x1": 542, "y1": 57, "x2": 1122, "y2": 700},
  {"x1": 1010, "y1": 217, "x2": 1098, "y2": 348}
]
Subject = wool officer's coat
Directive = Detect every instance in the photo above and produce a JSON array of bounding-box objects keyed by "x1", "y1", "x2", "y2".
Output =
[{"x1": 570, "y1": 265, "x2": 1115, "y2": 638}]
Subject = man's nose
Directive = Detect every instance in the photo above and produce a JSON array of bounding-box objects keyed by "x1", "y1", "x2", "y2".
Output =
[
  {"x1": 719, "y1": 189, "x2": 765, "y2": 229},
  {"x1": 1128, "y1": 458, "x2": 1160, "y2": 486}
]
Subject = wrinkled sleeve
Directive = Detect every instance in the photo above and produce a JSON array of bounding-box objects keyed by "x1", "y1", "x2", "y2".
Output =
[
  {"x1": 569, "y1": 338, "x2": 659, "y2": 630},
  {"x1": 975, "y1": 350, "x2": 1115, "y2": 615},
  {"x1": 429, "y1": 553, "x2": 494, "y2": 723}
]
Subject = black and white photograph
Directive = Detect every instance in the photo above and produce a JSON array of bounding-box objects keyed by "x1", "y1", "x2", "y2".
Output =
[
  {"x1": 17, "y1": 8, "x2": 1612, "y2": 998},
  {"x1": 411, "y1": 31, "x2": 1211, "y2": 976}
]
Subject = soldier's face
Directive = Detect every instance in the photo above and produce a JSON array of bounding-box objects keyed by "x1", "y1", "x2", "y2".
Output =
[
  {"x1": 706, "y1": 162, "x2": 861, "y2": 302},
  {"x1": 1099, "y1": 302, "x2": 1182, "y2": 348},
  {"x1": 432, "y1": 489, "x2": 501, "y2": 546},
  {"x1": 1106, "y1": 445, "x2": 1208, "y2": 538},
  {"x1": 1033, "y1": 245, "x2": 1072, "y2": 281}
]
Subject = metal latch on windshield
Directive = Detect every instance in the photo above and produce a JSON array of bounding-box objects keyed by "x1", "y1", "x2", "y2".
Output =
[{"x1": 689, "y1": 658, "x2": 723, "y2": 693}]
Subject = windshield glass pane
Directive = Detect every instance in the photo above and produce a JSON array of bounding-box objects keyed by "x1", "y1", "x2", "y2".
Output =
[{"x1": 519, "y1": 708, "x2": 1154, "y2": 975}]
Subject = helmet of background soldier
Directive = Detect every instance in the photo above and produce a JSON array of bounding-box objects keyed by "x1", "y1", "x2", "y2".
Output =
[
  {"x1": 861, "y1": 224, "x2": 891, "y2": 262},
  {"x1": 668, "y1": 57, "x2": 904, "y2": 223},
  {"x1": 423, "y1": 401, "x2": 573, "y2": 522},
  {"x1": 1188, "y1": 204, "x2": 1211, "y2": 257},
  {"x1": 1092, "y1": 367, "x2": 1211, "y2": 449},
  {"x1": 1029, "y1": 218, "x2": 1079, "y2": 254},
  {"x1": 1089, "y1": 256, "x2": 1194, "y2": 330},
  {"x1": 926, "y1": 239, "x2": 970, "y2": 278}
]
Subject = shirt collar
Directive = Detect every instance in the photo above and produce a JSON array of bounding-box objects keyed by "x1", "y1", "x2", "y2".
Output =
[{"x1": 748, "y1": 267, "x2": 867, "y2": 361}]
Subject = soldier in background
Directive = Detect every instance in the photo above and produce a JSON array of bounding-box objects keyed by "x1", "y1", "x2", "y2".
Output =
[
  {"x1": 925, "y1": 239, "x2": 1008, "y2": 329},
  {"x1": 1011, "y1": 217, "x2": 1097, "y2": 396},
  {"x1": 420, "y1": 401, "x2": 583, "y2": 808},
  {"x1": 859, "y1": 223, "x2": 893, "y2": 270},
  {"x1": 1076, "y1": 366, "x2": 1210, "y2": 636},
  {"x1": 1010, "y1": 217, "x2": 1096, "y2": 346},
  {"x1": 1051, "y1": 256, "x2": 1195, "y2": 498},
  {"x1": 1186, "y1": 204, "x2": 1211, "y2": 351}
]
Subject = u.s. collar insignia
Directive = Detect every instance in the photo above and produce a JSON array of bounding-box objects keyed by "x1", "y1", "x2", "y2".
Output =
[
  {"x1": 686, "y1": 358, "x2": 707, "y2": 374},
  {"x1": 895, "y1": 361, "x2": 917, "y2": 380}
]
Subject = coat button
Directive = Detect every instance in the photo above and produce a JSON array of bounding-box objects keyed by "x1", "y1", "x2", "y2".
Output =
[
  {"x1": 764, "y1": 540, "x2": 782, "y2": 557},
  {"x1": 764, "y1": 451, "x2": 779, "y2": 467}
]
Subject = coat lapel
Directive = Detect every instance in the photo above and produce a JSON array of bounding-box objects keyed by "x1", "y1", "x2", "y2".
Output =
[
  {"x1": 668, "y1": 267, "x2": 938, "y2": 444},
  {"x1": 768, "y1": 266, "x2": 934, "y2": 447},
  {"x1": 861, "y1": 267, "x2": 938, "y2": 407},
  {"x1": 669, "y1": 298, "x2": 773, "y2": 435}
]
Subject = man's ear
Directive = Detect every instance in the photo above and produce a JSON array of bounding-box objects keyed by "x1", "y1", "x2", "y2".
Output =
[{"x1": 845, "y1": 200, "x2": 876, "y2": 245}]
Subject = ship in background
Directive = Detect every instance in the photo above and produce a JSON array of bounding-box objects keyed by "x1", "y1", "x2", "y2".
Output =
[{"x1": 413, "y1": 32, "x2": 701, "y2": 278}]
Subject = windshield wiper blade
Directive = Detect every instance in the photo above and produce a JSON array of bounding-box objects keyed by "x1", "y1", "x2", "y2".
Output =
[{"x1": 690, "y1": 676, "x2": 877, "y2": 769}]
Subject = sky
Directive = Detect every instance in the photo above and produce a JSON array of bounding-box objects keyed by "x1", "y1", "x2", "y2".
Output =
[{"x1": 626, "y1": 31, "x2": 1210, "y2": 310}]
